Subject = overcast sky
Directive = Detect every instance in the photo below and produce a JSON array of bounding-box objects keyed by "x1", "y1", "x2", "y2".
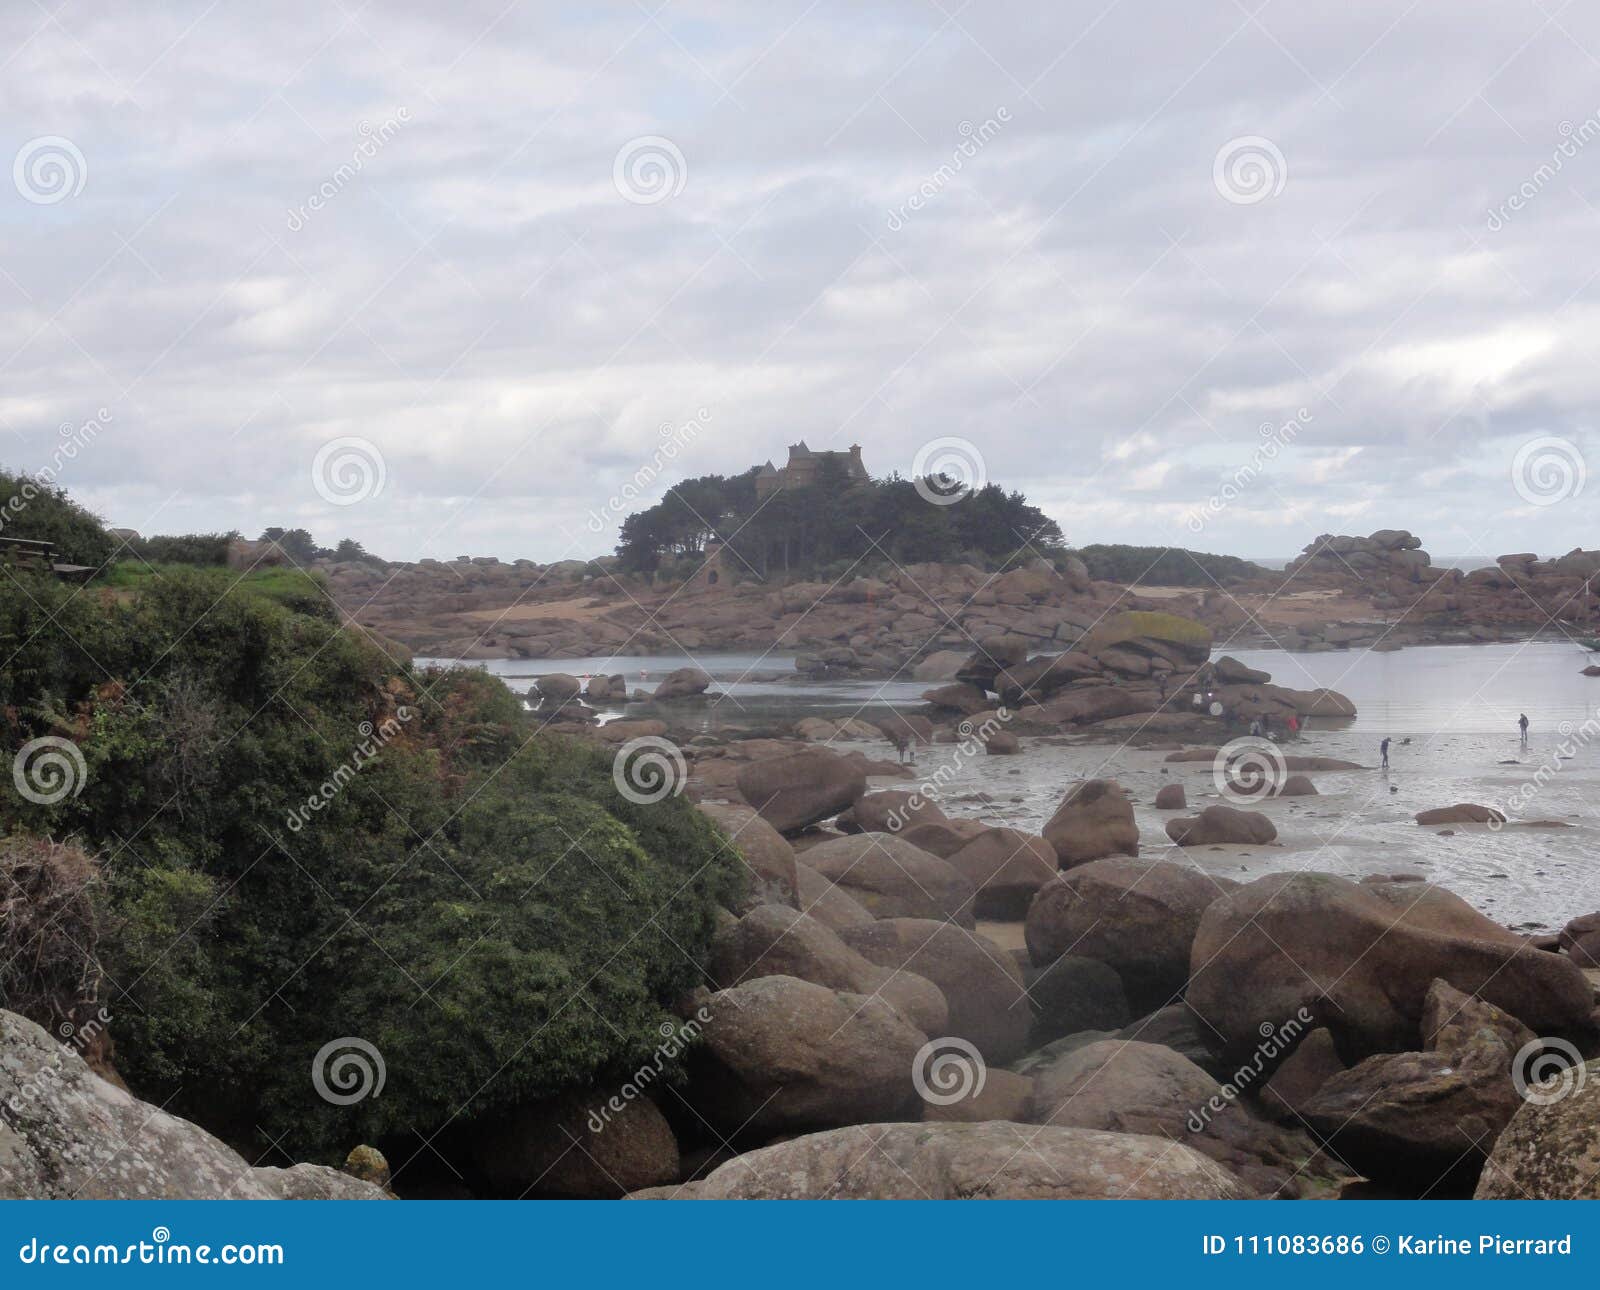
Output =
[{"x1": 3, "y1": 1, "x2": 1598, "y2": 564}]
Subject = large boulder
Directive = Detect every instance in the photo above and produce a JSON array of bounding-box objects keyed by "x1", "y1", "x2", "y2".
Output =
[
  {"x1": 1298, "y1": 981, "x2": 1535, "y2": 1194},
  {"x1": 709, "y1": 904, "x2": 947, "y2": 1035},
  {"x1": 1041, "y1": 778, "x2": 1139, "y2": 867},
  {"x1": 0, "y1": 1011, "x2": 387, "y2": 1200},
  {"x1": 793, "y1": 860, "x2": 875, "y2": 932},
  {"x1": 922, "y1": 1069, "x2": 1035, "y2": 1124},
  {"x1": 994, "y1": 652, "x2": 1100, "y2": 705},
  {"x1": 696, "y1": 802, "x2": 798, "y2": 911},
  {"x1": 840, "y1": 918, "x2": 1031, "y2": 1064},
  {"x1": 1415, "y1": 803, "x2": 1505, "y2": 825},
  {"x1": 685, "y1": 976, "x2": 927, "y2": 1133},
  {"x1": 651, "y1": 667, "x2": 712, "y2": 700},
  {"x1": 1188, "y1": 873, "x2": 1595, "y2": 1061},
  {"x1": 921, "y1": 682, "x2": 991, "y2": 714},
  {"x1": 1166, "y1": 804, "x2": 1277, "y2": 846},
  {"x1": 1259, "y1": 1029, "x2": 1346, "y2": 1123},
  {"x1": 469, "y1": 1093, "x2": 678, "y2": 1197},
  {"x1": 898, "y1": 819, "x2": 990, "y2": 859},
  {"x1": 1154, "y1": 783, "x2": 1186, "y2": 809},
  {"x1": 1559, "y1": 911, "x2": 1600, "y2": 969},
  {"x1": 801, "y1": 834, "x2": 976, "y2": 926},
  {"x1": 1213, "y1": 655, "x2": 1270, "y2": 684},
  {"x1": 1476, "y1": 1058, "x2": 1600, "y2": 1199},
  {"x1": 1022, "y1": 954, "x2": 1131, "y2": 1046},
  {"x1": 945, "y1": 828, "x2": 1058, "y2": 920},
  {"x1": 1030, "y1": 1040, "x2": 1337, "y2": 1198},
  {"x1": 643, "y1": 1121, "x2": 1247, "y2": 1199},
  {"x1": 534, "y1": 672, "x2": 582, "y2": 704},
  {"x1": 1082, "y1": 610, "x2": 1212, "y2": 664},
  {"x1": 736, "y1": 750, "x2": 867, "y2": 834},
  {"x1": 835, "y1": 790, "x2": 946, "y2": 836},
  {"x1": 1026, "y1": 859, "x2": 1236, "y2": 1011}
]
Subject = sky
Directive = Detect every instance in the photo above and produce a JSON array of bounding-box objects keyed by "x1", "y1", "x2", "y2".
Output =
[{"x1": 2, "y1": 0, "x2": 1598, "y2": 565}]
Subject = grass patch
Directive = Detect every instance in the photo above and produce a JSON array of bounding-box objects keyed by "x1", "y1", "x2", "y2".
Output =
[{"x1": 96, "y1": 562, "x2": 330, "y2": 614}]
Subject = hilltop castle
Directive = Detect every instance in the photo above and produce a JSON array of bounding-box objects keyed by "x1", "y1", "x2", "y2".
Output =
[{"x1": 754, "y1": 442, "x2": 869, "y2": 499}]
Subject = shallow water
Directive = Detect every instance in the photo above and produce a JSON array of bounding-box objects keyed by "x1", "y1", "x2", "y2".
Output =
[{"x1": 430, "y1": 642, "x2": 1600, "y2": 930}]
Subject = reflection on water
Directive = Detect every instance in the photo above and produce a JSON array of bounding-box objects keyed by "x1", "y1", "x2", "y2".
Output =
[
  {"x1": 425, "y1": 642, "x2": 1600, "y2": 929},
  {"x1": 424, "y1": 640, "x2": 1600, "y2": 735}
]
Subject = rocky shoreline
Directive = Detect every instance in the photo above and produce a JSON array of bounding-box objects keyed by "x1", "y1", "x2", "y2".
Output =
[
  {"x1": 299, "y1": 527, "x2": 1600, "y2": 670},
  {"x1": 482, "y1": 608, "x2": 1600, "y2": 1200},
  {"x1": 9, "y1": 594, "x2": 1598, "y2": 1201}
]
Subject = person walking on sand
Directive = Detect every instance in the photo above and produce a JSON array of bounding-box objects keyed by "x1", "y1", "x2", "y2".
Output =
[
  {"x1": 1380, "y1": 736, "x2": 1390, "y2": 769},
  {"x1": 1519, "y1": 713, "x2": 1530, "y2": 746}
]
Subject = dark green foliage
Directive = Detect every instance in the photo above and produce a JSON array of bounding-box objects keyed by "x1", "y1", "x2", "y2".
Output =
[
  {"x1": 1075, "y1": 543, "x2": 1268, "y2": 586},
  {"x1": 0, "y1": 468, "x2": 116, "y2": 568},
  {"x1": 125, "y1": 532, "x2": 236, "y2": 566},
  {"x1": 617, "y1": 467, "x2": 1063, "y2": 575},
  {"x1": 0, "y1": 565, "x2": 741, "y2": 1160},
  {"x1": 258, "y1": 526, "x2": 320, "y2": 563}
]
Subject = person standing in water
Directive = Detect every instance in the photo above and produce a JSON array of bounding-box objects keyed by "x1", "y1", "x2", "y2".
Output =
[
  {"x1": 1519, "y1": 713, "x2": 1530, "y2": 746},
  {"x1": 1380, "y1": 736, "x2": 1390, "y2": 769}
]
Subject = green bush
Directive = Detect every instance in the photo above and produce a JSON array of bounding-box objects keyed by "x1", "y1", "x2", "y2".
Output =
[
  {"x1": 0, "y1": 468, "x2": 116, "y2": 568},
  {"x1": 0, "y1": 565, "x2": 742, "y2": 1160},
  {"x1": 125, "y1": 532, "x2": 235, "y2": 566},
  {"x1": 1075, "y1": 543, "x2": 1267, "y2": 586}
]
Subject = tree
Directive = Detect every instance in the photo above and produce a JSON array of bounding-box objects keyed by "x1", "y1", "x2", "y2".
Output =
[{"x1": 259, "y1": 527, "x2": 320, "y2": 563}]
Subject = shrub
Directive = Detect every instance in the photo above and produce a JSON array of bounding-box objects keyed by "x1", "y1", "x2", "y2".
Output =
[
  {"x1": 0, "y1": 468, "x2": 116, "y2": 568},
  {"x1": 0, "y1": 563, "x2": 742, "y2": 1160},
  {"x1": 1074, "y1": 543, "x2": 1267, "y2": 586},
  {"x1": 125, "y1": 532, "x2": 235, "y2": 566}
]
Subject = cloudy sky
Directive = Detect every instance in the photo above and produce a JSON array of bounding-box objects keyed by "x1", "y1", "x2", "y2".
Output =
[{"x1": 3, "y1": 0, "x2": 1598, "y2": 564}]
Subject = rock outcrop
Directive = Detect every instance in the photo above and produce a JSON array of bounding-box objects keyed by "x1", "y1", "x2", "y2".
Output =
[
  {"x1": 632, "y1": 1121, "x2": 1247, "y2": 1199},
  {"x1": 0, "y1": 1010, "x2": 387, "y2": 1200},
  {"x1": 1026, "y1": 859, "x2": 1236, "y2": 1011},
  {"x1": 1041, "y1": 779, "x2": 1139, "y2": 866},
  {"x1": 1188, "y1": 873, "x2": 1595, "y2": 1060},
  {"x1": 736, "y1": 750, "x2": 866, "y2": 834}
]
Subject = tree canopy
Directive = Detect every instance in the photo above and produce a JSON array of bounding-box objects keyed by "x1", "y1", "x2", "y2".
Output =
[{"x1": 616, "y1": 464, "x2": 1064, "y2": 576}]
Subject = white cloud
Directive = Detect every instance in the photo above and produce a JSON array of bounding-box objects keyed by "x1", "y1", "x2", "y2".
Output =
[{"x1": 4, "y1": 1, "x2": 1600, "y2": 561}]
